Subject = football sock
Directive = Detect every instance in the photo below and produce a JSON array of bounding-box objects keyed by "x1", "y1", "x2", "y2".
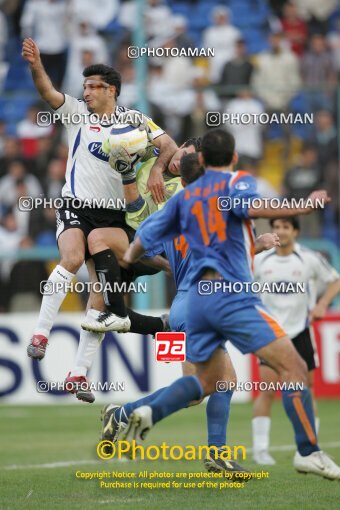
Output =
[
  {"x1": 207, "y1": 390, "x2": 233, "y2": 450},
  {"x1": 34, "y1": 264, "x2": 74, "y2": 337},
  {"x1": 127, "y1": 308, "x2": 164, "y2": 335},
  {"x1": 281, "y1": 388, "x2": 319, "y2": 456},
  {"x1": 150, "y1": 376, "x2": 204, "y2": 423},
  {"x1": 114, "y1": 387, "x2": 167, "y2": 424},
  {"x1": 252, "y1": 416, "x2": 271, "y2": 453},
  {"x1": 70, "y1": 309, "x2": 104, "y2": 377},
  {"x1": 92, "y1": 249, "x2": 127, "y2": 318}
]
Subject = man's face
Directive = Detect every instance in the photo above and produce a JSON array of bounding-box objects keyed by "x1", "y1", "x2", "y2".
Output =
[
  {"x1": 83, "y1": 75, "x2": 115, "y2": 113},
  {"x1": 271, "y1": 220, "x2": 298, "y2": 247},
  {"x1": 168, "y1": 144, "x2": 196, "y2": 174}
]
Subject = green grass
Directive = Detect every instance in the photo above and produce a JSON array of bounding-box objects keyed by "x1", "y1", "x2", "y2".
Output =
[{"x1": 1, "y1": 401, "x2": 340, "y2": 510}]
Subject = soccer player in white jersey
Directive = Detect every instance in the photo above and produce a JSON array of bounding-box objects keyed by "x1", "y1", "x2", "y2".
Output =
[
  {"x1": 252, "y1": 217, "x2": 340, "y2": 465},
  {"x1": 21, "y1": 38, "x2": 177, "y2": 363}
]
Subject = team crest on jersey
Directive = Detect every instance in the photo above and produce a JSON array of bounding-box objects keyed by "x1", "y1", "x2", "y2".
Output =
[
  {"x1": 235, "y1": 181, "x2": 249, "y2": 190},
  {"x1": 88, "y1": 142, "x2": 110, "y2": 162},
  {"x1": 165, "y1": 182, "x2": 178, "y2": 194}
]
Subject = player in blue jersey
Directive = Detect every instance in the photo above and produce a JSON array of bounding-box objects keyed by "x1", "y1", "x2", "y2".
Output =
[
  {"x1": 119, "y1": 129, "x2": 340, "y2": 480},
  {"x1": 101, "y1": 152, "x2": 280, "y2": 474}
]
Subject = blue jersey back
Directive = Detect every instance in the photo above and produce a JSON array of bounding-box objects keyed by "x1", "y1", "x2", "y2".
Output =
[
  {"x1": 137, "y1": 169, "x2": 260, "y2": 285},
  {"x1": 139, "y1": 217, "x2": 192, "y2": 291},
  {"x1": 163, "y1": 236, "x2": 192, "y2": 291}
]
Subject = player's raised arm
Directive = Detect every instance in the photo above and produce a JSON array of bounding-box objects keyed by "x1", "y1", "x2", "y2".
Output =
[
  {"x1": 248, "y1": 190, "x2": 331, "y2": 218},
  {"x1": 22, "y1": 38, "x2": 64, "y2": 110},
  {"x1": 146, "y1": 133, "x2": 178, "y2": 204}
]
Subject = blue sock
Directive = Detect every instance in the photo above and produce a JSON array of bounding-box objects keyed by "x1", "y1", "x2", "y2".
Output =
[
  {"x1": 206, "y1": 390, "x2": 233, "y2": 451},
  {"x1": 150, "y1": 376, "x2": 204, "y2": 423},
  {"x1": 114, "y1": 387, "x2": 166, "y2": 424},
  {"x1": 281, "y1": 388, "x2": 319, "y2": 456}
]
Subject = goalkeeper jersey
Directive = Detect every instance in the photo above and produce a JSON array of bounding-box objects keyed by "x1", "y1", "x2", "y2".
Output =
[{"x1": 126, "y1": 156, "x2": 183, "y2": 230}]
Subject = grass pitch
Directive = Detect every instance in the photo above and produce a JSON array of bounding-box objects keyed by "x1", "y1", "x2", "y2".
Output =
[{"x1": 1, "y1": 400, "x2": 340, "y2": 510}]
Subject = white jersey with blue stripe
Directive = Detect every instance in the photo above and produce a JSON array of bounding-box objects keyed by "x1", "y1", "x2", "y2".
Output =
[
  {"x1": 56, "y1": 94, "x2": 164, "y2": 206},
  {"x1": 254, "y1": 243, "x2": 339, "y2": 338}
]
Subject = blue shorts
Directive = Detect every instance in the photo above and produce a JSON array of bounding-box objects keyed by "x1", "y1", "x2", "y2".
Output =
[
  {"x1": 169, "y1": 290, "x2": 187, "y2": 333},
  {"x1": 185, "y1": 283, "x2": 286, "y2": 363}
]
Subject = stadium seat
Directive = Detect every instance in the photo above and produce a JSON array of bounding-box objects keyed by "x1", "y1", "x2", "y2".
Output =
[
  {"x1": 243, "y1": 28, "x2": 269, "y2": 54},
  {"x1": 0, "y1": 96, "x2": 36, "y2": 123}
]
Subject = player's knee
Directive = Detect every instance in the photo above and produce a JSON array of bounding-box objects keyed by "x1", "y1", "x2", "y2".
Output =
[
  {"x1": 285, "y1": 352, "x2": 308, "y2": 385},
  {"x1": 60, "y1": 252, "x2": 84, "y2": 273},
  {"x1": 87, "y1": 229, "x2": 108, "y2": 254}
]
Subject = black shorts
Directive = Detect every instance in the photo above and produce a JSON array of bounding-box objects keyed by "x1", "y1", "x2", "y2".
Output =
[
  {"x1": 55, "y1": 205, "x2": 136, "y2": 259},
  {"x1": 259, "y1": 327, "x2": 319, "y2": 371}
]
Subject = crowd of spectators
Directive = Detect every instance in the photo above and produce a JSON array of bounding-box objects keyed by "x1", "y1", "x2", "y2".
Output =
[{"x1": 0, "y1": 0, "x2": 338, "y2": 311}]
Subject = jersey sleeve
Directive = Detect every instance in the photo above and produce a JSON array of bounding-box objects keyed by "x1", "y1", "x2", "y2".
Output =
[
  {"x1": 308, "y1": 250, "x2": 339, "y2": 286},
  {"x1": 54, "y1": 94, "x2": 87, "y2": 122},
  {"x1": 229, "y1": 172, "x2": 260, "y2": 219},
  {"x1": 136, "y1": 192, "x2": 183, "y2": 251},
  {"x1": 142, "y1": 113, "x2": 165, "y2": 140}
]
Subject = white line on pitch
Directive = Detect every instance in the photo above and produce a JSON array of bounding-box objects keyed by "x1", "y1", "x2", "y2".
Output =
[{"x1": 4, "y1": 441, "x2": 340, "y2": 471}]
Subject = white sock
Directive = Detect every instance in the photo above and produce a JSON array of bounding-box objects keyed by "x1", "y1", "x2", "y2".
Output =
[
  {"x1": 34, "y1": 265, "x2": 75, "y2": 338},
  {"x1": 252, "y1": 416, "x2": 271, "y2": 453},
  {"x1": 69, "y1": 309, "x2": 105, "y2": 377},
  {"x1": 315, "y1": 417, "x2": 320, "y2": 435}
]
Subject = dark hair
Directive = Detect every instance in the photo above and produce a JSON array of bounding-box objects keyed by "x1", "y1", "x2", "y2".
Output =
[
  {"x1": 82, "y1": 64, "x2": 121, "y2": 98},
  {"x1": 270, "y1": 217, "x2": 300, "y2": 230},
  {"x1": 183, "y1": 137, "x2": 202, "y2": 152},
  {"x1": 180, "y1": 153, "x2": 205, "y2": 184},
  {"x1": 201, "y1": 128, "x2": 235, "y2": 167}
]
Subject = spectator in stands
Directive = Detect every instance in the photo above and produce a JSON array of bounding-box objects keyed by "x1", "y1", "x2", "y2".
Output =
[
  {"x1": 224, "y1": 88, "x2": 265, "y2": 167},
  {"x1": 0, "y1": 203, "x2": 48, "y2": 312},
  {"x1": 118, "y1": 66, "x2": 137, "y2": 109},
  {"x1": 301, "y1": 33, "x2": 337, "y2": 111},
  {"x1": 145, "y1": 0, "x2": 173, "y2": 40},
  {"x1": 171, "y1": 15, "x2": 195, "y2": 51},
  {"x1": 282, "y1": 143, "x2": 322, "y2": 236},
  {"x1": 252, "y1": 32, "x2": 301, "y2": 112},
  {"x1": 327, "y1": 17, "x2": 340, "y2": 73},
  {"x1": 63, "y1": 20, "x2": 109, "y2": 97},
  {"x1": 70, "y1": 0, "x2": 118, "y2": 32},
  {"x1": 186, "y1": 72, "x2": 221, "y2": 140},
  {"x1": 218, "y1": 39, "x2": 254, "y2": 101},
  {"x1": 281, "y1": 1, "x2": 308, "y2": 56},
  {"x1": 0, "y1": 159, "x2": 42, "y2": 212},
  {"x1": 20, "y1": 0, "x2": 69, "y2": 87},
  {"x1": 203, "y1": 6, "x2": 241, "y2": 84},
  {"x1": 0, "y1": 209, "x2": 25, "y2": 311},
  {"x1": 0, "y1": 137, "x2": 21, "y2": 178},
  {"x1": 311, "y1": 110, "x2": 338, "y2": 207},
  {"x1": 283, "y1": 143, "x2": 322, "y2": 199},
  {"x1": 16, "y1": 104, "x2": 53, "y2": 160},
  {"x1": 118, "y1": 0, "x2": 136, "y2": 32},
  {"x1": 294, "y1": 0, "x2": 338, "y2": 35},
  {"x1": 45, "y1": 158, "x2": 65, "y2": 199}
]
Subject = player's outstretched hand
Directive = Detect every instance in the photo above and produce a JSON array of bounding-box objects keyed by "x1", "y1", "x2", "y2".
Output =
[
  {"x1": 306, "y1": 190, "x2": 331, "y2": 210},
  {"x1": 255, "y1": 233, "x2": 280, "y2": 254},
  {"x1": 146, "y1": 167, "x2": 165, "y2": 204},
  {"x1": 22, "y1": 38, "x2": 41, "y2": 66}
]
